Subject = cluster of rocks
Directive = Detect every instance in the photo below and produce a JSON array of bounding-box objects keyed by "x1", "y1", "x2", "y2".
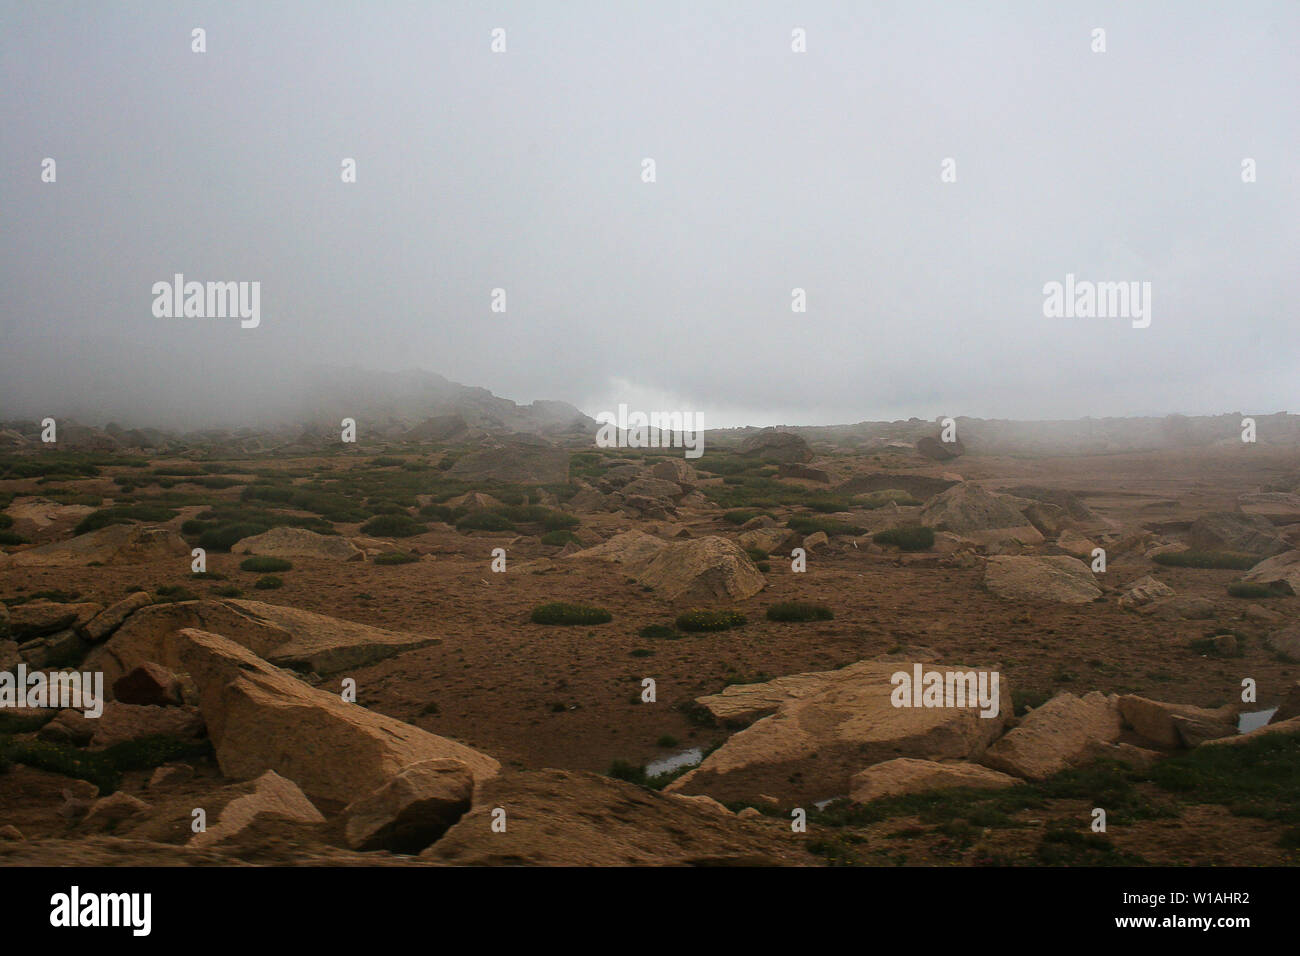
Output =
[
  {"x1": 569, "y1": 459, "x2": 711, "y2": 520},
  {"x1": 665, "y1": 654, "x2": 1300, "y2": 808}
]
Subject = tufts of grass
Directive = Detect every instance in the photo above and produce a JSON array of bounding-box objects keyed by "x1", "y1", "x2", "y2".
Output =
[
  {"x1": 254, "y1": 575, "x2": 283, "y2": 590},
  {"x1": 455, "y1": 512, "x2": 516, "y2": 532},
  {"x1": 1226, "y1": 581, "x2": 1286, "y2": 598},
  {"x1": 531, "y1": 602, "x2": 612, "y2": 625},
  {"x1": 373, "y1": 551, "x2": 419, "y2": 565},
  {"x1": 766, "y1": 601, "x2": 834, "y2": 622},
  {"x1": 788, "y1": 515, "x2": 866, "y2": 536},
  {"x1": 1153, "y1": 551, "x2": 1258, "y2": 570},
  {"x1": 360, "y1": 514, "x2": 428, "y2": 538},
  {"x1": 675, "y1": 609, "x2": 747, "y2": 632},
  {"x1": 239, "y1": 556, "x2": 292, "y2": 573},
  {"x1": 872, "y1": 525, "x2": 935, "y2": 551}
]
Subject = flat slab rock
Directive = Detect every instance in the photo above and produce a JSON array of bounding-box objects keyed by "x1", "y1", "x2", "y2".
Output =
[
  {"x1": 232, "y1": 526, "x2": 364, "y2": 561},
  {"x1": 983, "y1": 555, "x2": 1102, "y2": 604},
  {"x1": 668, "y1": 658, "x2": 1009, "y2": 804},
  {"x1": 0, "y1": 524, "x2": 189, "y2": 567},
  {"x1": 87, "y1": 598, "x2": 439, "y2": 690},
  {"x1": 850, "y1": 758, "x2": 1019, "y2": 803},
  {"x1": 422, "y1": 769, "x2": 807, "y2": 866},
  {"x1": 981, "y1": 692, "x2": 1122, "y2": 779}
]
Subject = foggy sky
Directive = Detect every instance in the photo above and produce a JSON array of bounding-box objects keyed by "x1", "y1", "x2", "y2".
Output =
[{"x1": 2, "y1": 1, "x2": 1298, "y2": 430}]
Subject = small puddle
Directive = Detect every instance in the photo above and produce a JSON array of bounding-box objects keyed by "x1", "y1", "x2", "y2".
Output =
[
  {"x1": 1238, "y1": 708, "x2": 1278, "y2": 733},
  {"x1": 645, "y1": 748, "x2": 702, "y2": 778}
]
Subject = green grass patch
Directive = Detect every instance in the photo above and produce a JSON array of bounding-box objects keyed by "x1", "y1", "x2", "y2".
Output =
[
  {"x1": 531, "y1": 602, "x2": 612, "y2": 625},
  {"x1": 360, "y1": 514, "x2": 428, "y2": 538},
  {"x1": 872, "y1": 525, "x2": 936, "y2": 551},
  {"x1": 766, "y1": 601, "x2": 834, "y2": 622},
  {"x1": 239, "y1": 556, "x2": 292, "y2": 573},
  {"x1": 1153, "y1": 550, "x2": 1258, "y2": 570},
  {"x1": 373, "y1": 551, "x2": 419, "y2": 565}
]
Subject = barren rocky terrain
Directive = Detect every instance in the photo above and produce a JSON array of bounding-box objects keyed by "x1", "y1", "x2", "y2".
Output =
[{"x1": 2, "y1": 414, "x2": 1299, "y2": 866}]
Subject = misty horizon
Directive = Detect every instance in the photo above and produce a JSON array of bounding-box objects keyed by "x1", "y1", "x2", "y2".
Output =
[{"x1": 3, "y1": 1, "x2": 1298, "y2": 430}]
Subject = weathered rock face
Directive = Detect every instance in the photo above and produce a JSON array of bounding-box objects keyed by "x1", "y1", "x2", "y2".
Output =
[
  {"x1": 8, "y1": 602, "x2": 102, "y2": 639},
  {"x1": 850, "y1": 758, "x2": 1018, "y2": 803},
  {"x1": 81, "y1": 592, "x2": 153, "y2": 643},
  {"x1": 618, "y1": 477, "x2": 682, "y2": 500},
  {"x1": 1202, "y1": 715, "x2": 1300, "y2": 746},
  {"x1": 130, "y1": 771, "x2": 326, "y2": 847},
  {"x1": 564, "y1": 530, "x2": 668, "y2": 568},
  {"x1": 2, "y1": 524, "x2": 189, "y2": 566},
  {"x1": 342, "y1": 758, "x2": 475, "y2": 853},
  {"x1": 983, "y1": 556, "x2": 1102, "y2": 604},
  {"x1": 176, "y1": 628, "x2": 499, "y2": 807},
  {"x1": 1021, "y1": 501, "x2": 1070, "y2": 537},
  {"x1": 87, "y1": 599, "x2": 439, "y2": 690},
  {"x1": 446, "y1": 438, "x2": 569, "y2": 484},
  {"x1": 1187, "y1": 512, "x2": 1286, "y2": 557},
  {"x1": 981, "y1": 692, "x2": 1122, "y2": 779},
  {"x1": 1268, "y1": 625, "x2": 1300, "y2": 660},
  {"x1": 1241, "y1": 550, "x2": 1300, "y2": 595},
  {"x1": 232, "y1": 526, "x2": 363, "y2": 562},
  {"x1": 1056, "y1": 529, "x2": 1098, "y2": 559},
  {"x1": 1118, "y1": 575, "x2": 1176, "y2": 608},
  {"x1": 667, "y1": 659, "x2": 1009, "y2": 803},
  {"x1": 1118, "y1": 695, "x2": 1237, "y2": 748},
  {"x1": 737, "y1": 527, "x2": 797, "y2": 555},
  {"x1": 1146, "y1": 594, "x2": 1217, "y2": 620},
  {"x1": 1271, "y1": 682, "x2": 1300, "y2": 724},
  {"x1": 1002, "y1": 486, "x2": 1096, "y2": 521},
  {"x1": 920, "y1": 484, "x2": 1044, "y2": 545},
  {"x1": 650, "y1": 459, "x2": 700, "y2": 489},
  {"x1": 1238, "y1": 492, "x2": 1300, "y2": 524},
  {"x1": 112, "y1": 662, "x2": 184, "y2": 706},
  {"x1": 422, "y1": 770, "x2": 805, "y2": 866},
  {"x1": 634, "y1": 536, "x2": 766, "y2": 603},
  {"x1": 85, "y1": 702, "x2": 205, "y2": 750},
  {"x1": 737, "y1": 429, "x2": 814, "y2": 463},
  {"x1": 916, "y1": 436, "x2": 964, "y2": 461}
]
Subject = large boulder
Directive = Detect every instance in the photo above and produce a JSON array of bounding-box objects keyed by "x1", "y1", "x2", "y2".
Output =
[
  {"x1": 850, "y1": 758, "x2": 1018, "y2": 803},
  {"x1": 920, "y1": 484, "x2": 1043, "y2": 545},
  {"x1": 916, "y1": 436, "x2": 964, "y2": 461},
  {"x1": 981, "y1": 692, "x2": 1122, "y2": 779},
  {"x1": 8, "y1": 602, "x2": 102, "y2": 640},
  {"x1": 1, "y1": 524, "x2": 189, "y2": 566},
  {"x1": 422, "y1": 769, "x2": 805, "y2": 866},
  {"x1": 666, "y1": 659, "x2": 1008, "y2": 803},
  {"x1": 634, "y1": 536, "x2": 766, "y2": 603},
  {"x1": 86, "y1": 599, "x2": 440, "y2": 690},
  {"x1": 1001, "y1": 486, "x2": 1095, "y2": 521},
  {"x1": 737, "y1": 429, "x2": 814, "y2": 463},
  {"x1": 232, "y1": 527, "x2": 363, "y2": 562},
  {"x1": 131, "y1": 771, "x2": 326, "y2": 847},
  {"x1": 649, "y1": 459, "x2": 700, "y2": 489},
  {"x1": 1118, "y1": 695, "x2": 1237, "y2": 748},
  {"x1": 81, "y1": 592, "x2": 153, "y2": 643},
  {"x1": 1187, "y1": 512, "x2": 1286, "y2": 557},
  {"x1": 1117, "y1": 575, "x2": 1175, "y2": 609},
  {"x1": 1240, "y1": 550, "x2": 1300, "y2": 595},
  {"x1": 983, "y1": 556, "x2": 1102, "y2": 604},
  {"x1": 564, "y1": 530, "x2": 668, "y2": 569},
  {"x1": 176, "y1": 628, "x2": 499, "y2": 807},
  {"x1": 341, "y1": 758, "x2": 475, "y2": 852},
  {"x1": 1268, "y1": 625, "x2": 1300, "y2": 660}
]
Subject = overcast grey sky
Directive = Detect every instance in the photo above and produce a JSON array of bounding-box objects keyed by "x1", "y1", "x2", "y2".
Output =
[{"x1": 1, "y1": 1, "x2": 1297, "y2": 429}]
